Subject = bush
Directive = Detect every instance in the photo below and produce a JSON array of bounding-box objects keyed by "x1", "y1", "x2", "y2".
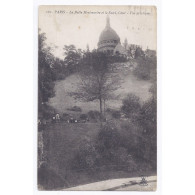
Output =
[
  {"x1": 38, "y1": 104, "x2": 55, "y2": 120},
  {"x1": 97, "y1": 123, "x2": 121, "y2": 150},
  {"x1": 67, "y1": 106, "x2": 82, "y2": 112},
  {"x1": 137, "y1": 98, "x2": 157, "y2": 170},
  {"x1": 119, "y1": 96, "x2": 157, "y2": 172},
  {"x1": 112, "y1": 110, "x2": 121, "y2": 119},
  {"x1": 60, "y1": 113, "x2": 70, "y2": 121},
  {"x1": 106, "y1": 108, "x2": 114, "y2": 113},
  {"x1": 133, "y1": 56, "x2": 157, "y2": 81},
  {"x1": 96, "y1": 124, "x2": 141, "y2": 171},
  {"x1": 121, "y1": 93, "x2": 141, "y2": 118},
  {"x1": 135, "y1": 48, "x2": 145, "y2": 59},
  {"x1": 72, "y1": 140, "x2": 98, "y2": 169},
  {"x1": 120, "y1": 121, "x2": 142, "y2": 155},
  {"x1": 87, "y1": 110, "x2": 100, "y2": 120},
  {"x1": 80, "y1": 114, "x2": 88, "y2": 120}
]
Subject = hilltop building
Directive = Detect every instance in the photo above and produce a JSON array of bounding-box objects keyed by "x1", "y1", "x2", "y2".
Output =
[
  {"x1": 97, "y1": 16, "x2": 122, "y2": 54},
  {"x1": 97, "y1": 16, "x2": 155, "y2": 59},
  {"x1": 97, "y1": 16, "x2": 137, "y2": 57}
]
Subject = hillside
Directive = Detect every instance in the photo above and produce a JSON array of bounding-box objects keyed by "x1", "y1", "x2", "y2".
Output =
[{"x1": 48, "y1": 62, "x2": 153, "y2": 113}]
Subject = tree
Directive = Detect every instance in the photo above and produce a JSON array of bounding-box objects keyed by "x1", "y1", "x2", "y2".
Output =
[
  {"x1": 123, "y1": 38, "x2": 128, "y2": 50},
  {"x1": 69, "y1": 51, "x2": 121, "y2": 120},
  {"x1": 38, "y1": 30, "x2": 56, "y2": 111},
  {"x1": 63, "y1": 45, "x2": 82, "y2": 74},
  {"x1": 134, "y1": 47, "x2": 145, "y2": 59},
  {"x1": 137, "y1": 97, "x2": 157, "y2": 169},
  {"x1": 133, "y1": 54, "x2": 157, "y2": 81}
]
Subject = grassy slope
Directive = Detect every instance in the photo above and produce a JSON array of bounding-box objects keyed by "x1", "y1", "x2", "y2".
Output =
[{"x1": 48, "y1": 67, "x2": 152, "y2": 113}]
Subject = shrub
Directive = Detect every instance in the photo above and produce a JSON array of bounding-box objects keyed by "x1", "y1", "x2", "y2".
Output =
[
  {"x1": 120, "y1": 96, "x2": 157, "y2": 172},
  {"x1": 80, "y1": 114, "x2": 88, "y2": 120},
  {"x1": 137, "y1": 98, "x2": 157, "y2": 170},
  {"x1": 97, "y1": 123, "x2": 121, "y2": 150},
  {"x1": 38, "y1": 104, "x2": 55, "y2": 120},
  {"x1": 67, "y1": 106, "x2": 82, "y2": 112},
  {"x1": 87, "y1": 110, "x2": 100, "y2": 120},
  {"x1": 106, "y1": 108, "x2": 114, "y2": 112},
  {"x1": 72, "y1": 140, "x2": 98, "y2": 169},
  {"x1": 121, "y1": 93, "x2": 141, "y2": 118},
  {"x1": 133, "y1": 56, "x2": 157, "y2": 81},
  {"x1": 63, "y1": 113, "x2": 69, "y2": 117},
  {"x1": 112, "y1": 110, "x2": 121, "y2": 119},
  {"x1": 120, "y1": 121, "x2": 142, "y2": 154},
  {"x1": 61, "y1": 113, "x2": 69, "y2": 121}
]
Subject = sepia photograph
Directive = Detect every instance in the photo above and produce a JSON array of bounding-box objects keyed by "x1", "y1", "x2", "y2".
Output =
[
  {"x1": 37, "y1": 5, "x2": 157, "y2": 191},
  {"x1": 2, "y1": 0, "x2": 195, "y2": 195}
]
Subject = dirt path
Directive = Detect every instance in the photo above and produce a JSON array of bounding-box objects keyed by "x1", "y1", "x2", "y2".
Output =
[{"x1": 63, "y1": 176, "x2": 157, "y2": 191}]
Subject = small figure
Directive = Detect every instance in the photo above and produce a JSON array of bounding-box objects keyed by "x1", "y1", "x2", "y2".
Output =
[
  {"x1": 55, "y1": 113, "x2": 60, "y2": 123},
  {"x1": 52, "y1": 116, "x2": 56, "y2": 123}
]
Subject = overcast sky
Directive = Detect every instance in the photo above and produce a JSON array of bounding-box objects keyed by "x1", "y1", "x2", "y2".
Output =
[{"x1": 39, "y1": 5, "x2": 157, "y2": 59}]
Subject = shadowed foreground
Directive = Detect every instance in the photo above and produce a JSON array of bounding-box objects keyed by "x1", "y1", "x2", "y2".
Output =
[{"x1": 38, "y1": 120, "x2": 156, "y2": 190}]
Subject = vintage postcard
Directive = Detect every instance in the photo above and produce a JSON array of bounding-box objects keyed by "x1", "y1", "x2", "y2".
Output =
[{"x1": 37, "y1": 5, "x2": 157, "y2": 191}]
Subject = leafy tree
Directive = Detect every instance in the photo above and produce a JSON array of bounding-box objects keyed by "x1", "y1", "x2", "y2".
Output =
[
  {"x1": 69, "y1": 51, "x2": 121, "y2": 120},
  {"x1": 51, "y1": 57, "x2": 67, "y2": 80},
  {"x1": 135, "y1": 47, "x2": 145, "y2": 59},
  {"x1": 133, "y1": 55, "x2": 157, "y2": 81},
  {"x1": 38, "y1": 30, "x2": 56, "y2": 113},
  {"x1": 133, "y1": 57, "x2": 150, "y2": 80},
  {"x1": 63, "y1": 45, "x2": 82, "y2": 74},
  {"x1": 138, "y1": 97, "x2": 157, "y2": 169}
]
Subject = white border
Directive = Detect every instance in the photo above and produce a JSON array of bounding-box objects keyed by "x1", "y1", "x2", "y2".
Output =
[{"x1": 33, "y1": 1, "x2": 161, "y2": 194}]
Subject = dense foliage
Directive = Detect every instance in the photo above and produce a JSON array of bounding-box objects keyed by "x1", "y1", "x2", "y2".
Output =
[
  {"x1": 133, "y1": 55, "x2": 157, "y2": 81},
  {"x1": 70, "y1": 51, "x2": 121, "y2": 119},
  {"x1": 38, "y1": 30, "x2": 83, "y2": 118}
]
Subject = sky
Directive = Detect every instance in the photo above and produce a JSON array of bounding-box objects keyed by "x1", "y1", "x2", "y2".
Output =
[{"x1": 39, "y1": 5, "x2": 157, "y2": 59}]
